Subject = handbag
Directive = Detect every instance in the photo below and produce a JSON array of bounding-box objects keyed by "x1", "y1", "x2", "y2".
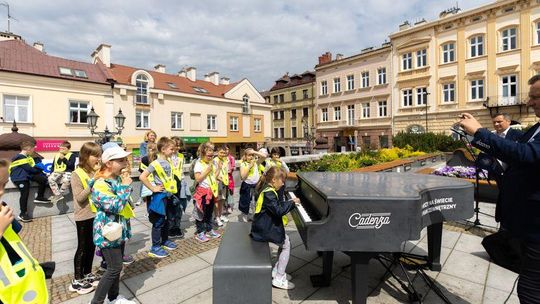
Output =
[{"x1": 102, "y1": 214, "x2": 123, "y2": 241}]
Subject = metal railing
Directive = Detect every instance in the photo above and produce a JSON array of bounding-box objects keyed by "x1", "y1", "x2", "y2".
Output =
[{"x1": 484, "y1": 93, "x2": 529, "y2": 108}]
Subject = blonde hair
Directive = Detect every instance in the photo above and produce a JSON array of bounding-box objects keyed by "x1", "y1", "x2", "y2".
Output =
[
  {"x1": 255, "y1": 166, "x2": 285, "y2": 193},
  {"x1": 197, "y1": 141, "x2": 215, "y2": 158},
  {"x1": 241, "y1": 148, "x2": 254, "y2": 162},
  {"x1": 147, "y1": 142, "x2": 158, "y2": 162},
  {"x1": 144, "y1": 130, "x2": 157, "y2": 142}
]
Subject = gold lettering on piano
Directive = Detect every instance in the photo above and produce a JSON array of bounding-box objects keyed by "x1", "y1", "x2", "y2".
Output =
[{"x1": 348, "y1": 213, "x2": 391, "y2": 229}]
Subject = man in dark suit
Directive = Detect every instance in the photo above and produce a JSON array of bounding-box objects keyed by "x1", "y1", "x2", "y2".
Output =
[{"x1": 460, "y1": 74, "x2": 540, "y2": 304}]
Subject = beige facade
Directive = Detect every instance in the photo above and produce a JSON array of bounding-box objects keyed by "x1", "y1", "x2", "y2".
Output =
[
  {"x1": 315, "y1": 46, "x2": 393, "y2": 151},
  {"x1": 390, "y1": 0, "x2": 540, "y2": 135},
  {"x1": 266, "y1": 72, "x2": 316, "y2": 156}
]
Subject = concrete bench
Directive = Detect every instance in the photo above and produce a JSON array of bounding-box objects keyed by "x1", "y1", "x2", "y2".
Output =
[{"x1": 213, "y1": 222, "x2": 272, "y2": 304}]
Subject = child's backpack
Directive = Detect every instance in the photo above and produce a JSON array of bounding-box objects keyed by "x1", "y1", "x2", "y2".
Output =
[{"x1": 189, "y1": 158, "x2": 198, "y2": 180}]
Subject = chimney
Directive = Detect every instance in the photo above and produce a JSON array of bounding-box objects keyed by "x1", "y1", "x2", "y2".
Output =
[
  {"x1": 220, "y1": 77, "x2": 230, "y2": 85},
  {"x1": 91, "y1": 44, "x2": 111, "y2": 67},
  {"x1": 33, "y1": 42, "x2": 44, "y2": 52},
  {"x1": 335, "y1": 53, "x2": 344, "y2": 60},
  {"x1": 154, "y1": 64, "x2": 166, "y2": 73},
  {"x1": 186, "y1": 67, "x2": 196, "y2": 81},
  {"x1": 204, "y1": 74, "x2": 211, "y2": 82},
  {"x1": 208, "y1": 72, "x2": 220, "y2": 85},
  {"x1": 178, "y1": 69, "x2": 187, "y2": 77},
  {"x1": 318, "y1": 52, "x2": 332, "y2": 65}
]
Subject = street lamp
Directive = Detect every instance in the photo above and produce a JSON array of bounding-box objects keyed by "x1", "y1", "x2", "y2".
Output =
[
  {"x1": 302, "y1": 117, "x2": 316, "y2": 154},
  {"x1": 87, "y1": 107, "x2": 126, "y2": 144}
]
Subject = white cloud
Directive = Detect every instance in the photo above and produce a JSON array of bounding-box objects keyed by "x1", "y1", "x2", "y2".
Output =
[{"x1": 6, "y1": 0, "x2": 490, "y2": 90}]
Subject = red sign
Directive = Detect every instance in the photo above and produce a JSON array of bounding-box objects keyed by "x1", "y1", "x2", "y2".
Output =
[{"x1": 35, "y1": 140, "x2": 65, "y2": 152}]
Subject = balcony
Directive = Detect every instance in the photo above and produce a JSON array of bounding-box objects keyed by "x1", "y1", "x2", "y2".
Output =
[
  {"x1": 318, "y1": 120, "x2": 355, "y2": 130},
  {"x1": 483, "y1": 93, "x2": 529, "y2": 116}
]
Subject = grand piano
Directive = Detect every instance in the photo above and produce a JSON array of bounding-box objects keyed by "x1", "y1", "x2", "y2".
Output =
[{"x1": 289, "y1": 172, "x2": 474, "y2": 304}]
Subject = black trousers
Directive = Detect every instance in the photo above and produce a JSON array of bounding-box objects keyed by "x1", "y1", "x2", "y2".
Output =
[
  {"x1": 196, "y1": 195, "x2": 214, "y2": 234},
  {"x1": 74, "y1": 218, "x2": 96, "y2": 280},
  {"x1": 14, "y1": 174, "x2": 48, "y2": 215},
  {"x1": 518, "y1": 240, "x2": 540, "y2": 303}
]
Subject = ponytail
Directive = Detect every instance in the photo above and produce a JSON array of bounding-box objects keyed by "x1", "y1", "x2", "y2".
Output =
[{"x1": 255, "y1": 166, "x2": 283, "y2": 194}]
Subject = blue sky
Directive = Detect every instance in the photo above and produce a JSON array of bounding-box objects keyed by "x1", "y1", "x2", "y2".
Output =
[{"x1": 4, "y1": 0, "x2": 490, "y2": 90}]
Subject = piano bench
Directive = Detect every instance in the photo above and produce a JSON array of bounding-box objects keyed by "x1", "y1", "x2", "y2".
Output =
[{"x1": 213, "y1": 222, "x2": 272, "y2": 304}]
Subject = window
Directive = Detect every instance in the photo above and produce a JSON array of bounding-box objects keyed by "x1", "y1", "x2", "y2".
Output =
[
  {"x1": 242, "y1": 95, "x2": 250, "y2": 113},
  {"x1": 402, "y1": 89, "x2": 413, "y2": 107},
  {"x1": 378, "y1": 101, "x2": 387, "y2": 117},
  {"x1": 273, "y1": 95, "x2": 278, "y2": 104},
  {"x1": 347, "y1": 105, "x2": 355, "y2": 125},
  {"x1": 59, "y1": 67, "x2": 73, "y2": 76},
  {"x1": 361, "y1": 103, "x2": 370, "y2": 118},
  {"x1": 166, "y1": 82, "x2": 177, "y2": 89},
  {"x1": 377, "y1": 68, "x2": 386, "y2": 85},
  {"x1": 136, "y1": 74, "x2": 149, "y2": 104},
  {"x1": 254, "y1": 118, "x2": 262, "y2": 132},
  {"x1": 291, "y1": 91, "x2": 296, "y2": 101},
  {"x1": 303, "y1": 107, "x2": 308, "y2": 117},
  {"x1": 501, "y1": 27, "x2": 517, "y2": 51},
  {"x1": 416, "y1": 87, "x2": 428, "y2": 106},
  {"x1": 501, "y1": 75, "x2": 518, "y2": 104},
  {"x1": 207, "y1": 115, "x2": 217, "y2": 130},
  {"x1": 402, "y1": 53, "x2": 412, "y2": 70},
  {"x1": 470, "y1": 79, "x2": 484, "y2": 100},
  {"x1": 442, "y1": 43, "x2": 455, "y2": 63},
  {"x1": 321, "y1": 108, "x2": 328, "y2": 122},
  {"x1": 171, "y1": 112, "x2": 183, "y2": 129},
  {"x1": 302, "y1": 89, "x2": 308, "y2": 99},
  {"x1": 333, "y1": 78, "x2": 341, "y2": 93},
  {"x1": 291, "y1": 127, "x2": 297, "y2": 138},
  {"x1": 273, "y1": 111, "x2": 284, "y2": 120},
  {"x1": 279, "y1": 94, "x2": 284, "y2": 103},
  {"x1": 361, "y1": 72, "x2": 369, "y2": 88},
  {"x1": 274, "y1": 128, "x2": 279, "y2": 138},
  {"x1": 74, "y1": 70, "x2": 88, "y2": 78},
  {"x1": 334, "y1": 106, "x2": 341, "y2": 121},
  {"x1": 537, "y1": 22, "x2": 540, "y2": 45},
  {"x1": 470, "y1": 35, "x2": 484, "y2": 57},
  {"x1": 379, "y1": 135, "x2": 389, "y2": 148},
  {"x1": 362, "y1": 136, "x2": 371, "y2": 147},
  {"x1": 443, "y1": 83, "x2": 456, "y2": 103},
  {"x1": 229, "y1": 116, "x2": 239, "y2": 131},
  {"x1": 192, "y1": 87, "x2": 209, "y2": 94},
  {"x1": 280, "y1": 128, "x2": 284, "y2": 138},
  {"x1": 416, "y1": 49, "x2": 427, "y2": 67},
  {"x1": 136, "y1": 110, "x2": 150, "y2": 128},
  {"x1": 3, "y1": 95, "x2": 30, "y2": 123},
  {"x1": 69, "y1": 101, "x2": 88, "y2": 123},
  {"x1": 347, "y1": 75, "x2": 355, "y2": 91},
  {"x1": 291, "y1": 109, "x2": 296, "y2": 119},
  {"x1": 321, "y1": 81, "x2": 328, "y2": 95}
]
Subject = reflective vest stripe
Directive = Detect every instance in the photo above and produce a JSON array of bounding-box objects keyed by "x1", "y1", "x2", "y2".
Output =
[
  {"x1": 151, "y1": 160, "x2": 177, "y2": 194},
  {"x1": 16, "y1": 242, "x2": 36, "y2": 271},
  {"x1": 214, "y1": 157, "x2": 229, "y2": 186},
  {"x1": 172, "y1": 153, "x2": 185, "y2": 179},
  {"x1": 74, "y1": 168, "x2": 97, "y2": 213},
  {"x1": 0, "y1": 267, "x2": 9, "y2": 286},
  {"x1": 255, "y1": 187, "x2": 288, "y2": 226},
  {"x1": 8, "y1": 157, "x2": 35, "y2": 174},
  {"x1": 199, "y1": 160, "x2": 218, "y2": 198},
  {"x1": 53, "y1": 152, "x2": 73, "y2": 172},
  {"x1": 139, "y1": 163, "x2": 154, "y2": 182}
]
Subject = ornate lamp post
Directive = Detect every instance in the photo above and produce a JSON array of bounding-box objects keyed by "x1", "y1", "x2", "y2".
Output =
[
  {"x1": 87, "y1": 107, "x2": 126, "y2": 144},
  {"x1": 302, "y1": 117, "x2": 316, "y2": 154}
]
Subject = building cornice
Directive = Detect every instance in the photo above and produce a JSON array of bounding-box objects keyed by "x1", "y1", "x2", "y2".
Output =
[{"x1": 315, "y1": 46, "x2": 391, "y2": 71}]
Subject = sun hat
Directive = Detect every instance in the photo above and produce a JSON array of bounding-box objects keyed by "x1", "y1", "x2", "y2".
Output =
[{"x1": 102, "y1": 145, "x2": 131, "y2": 163}]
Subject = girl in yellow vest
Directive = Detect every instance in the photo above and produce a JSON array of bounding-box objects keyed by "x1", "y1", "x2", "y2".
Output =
[
  {"x1": 193, "y1": 141, "x2": 221, "y2": 242},
  {"x1": 238, "y1": 148, "x2": 267, "y2": 222},
  {"x1": 139, "y1": 137, "x2": 178, "y2": 258},
  {"x1": 0, "y1": 159, "x2": 49, "y2": 304},
  {"x1": 69, "y1": 142, "x2": 102, "y2": 294},
  {"x1": 90, "y1": 145, "x2": 135, "y2": 304},
  {"x1": 48, "y1": 141, "x2": 76, "y2": 203},
  {"x1": 213, "y1": 144, "x2": 230, "y2": 227},
  {"x1": 250, "y1": 166, "x2": 299, "y2": 290}
]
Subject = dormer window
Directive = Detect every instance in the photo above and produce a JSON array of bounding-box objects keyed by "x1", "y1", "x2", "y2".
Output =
[
  {"x1": 136, "y1": 74, "x2": 149, "y2": 104},
  {"x1": 59, "y1": 67, "x2": 73, "y2": 76},
  {"x1": 242, "y1": 94, "x2": 250, "y2": 114},
  {"x1": 167, "y1": 82, "x2": 177, "y2": 89},
  {"x1": 192, "y1": 87, "x2": 209, "y2": 94},
  {"x1": 74, "y1": 70, "x2": 88, "y2": 78}
]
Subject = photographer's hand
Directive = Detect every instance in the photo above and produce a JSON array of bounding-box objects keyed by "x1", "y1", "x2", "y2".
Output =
[{"x1": 459, "y1": 113, "x2": 483, "y2": 135}]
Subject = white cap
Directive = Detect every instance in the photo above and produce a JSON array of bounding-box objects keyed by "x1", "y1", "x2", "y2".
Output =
[
  {"x1": 258, "y1": 148, "x2": 268, "y2": 157},
  {"x1": 101, "y1": 146, "x2": 131, "y2": 163}
]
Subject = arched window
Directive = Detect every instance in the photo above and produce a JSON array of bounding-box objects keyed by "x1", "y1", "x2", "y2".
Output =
[
  {"x1": 242, "y1": 94, "x2": 250, "y2": 114},
  {"x1": 136, "y1": 74, "x2": 149, "y2": 104}
]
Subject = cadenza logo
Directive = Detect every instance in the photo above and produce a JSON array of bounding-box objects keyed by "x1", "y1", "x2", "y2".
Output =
[{"x1": 348, "y1": 213, "x2": 391, "y2": 229}]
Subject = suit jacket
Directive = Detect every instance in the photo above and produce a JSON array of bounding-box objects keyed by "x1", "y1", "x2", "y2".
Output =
[{"x1": 472, "y1": 123, "x2": 540, "y2": 240}]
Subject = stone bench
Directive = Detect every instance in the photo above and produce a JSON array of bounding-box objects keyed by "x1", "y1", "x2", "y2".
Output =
[{"x1": 213, "y1": 222, "x2": 272, "y2": 304}]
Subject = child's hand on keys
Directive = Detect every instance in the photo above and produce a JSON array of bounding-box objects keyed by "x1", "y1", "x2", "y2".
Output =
[{"x1": 292, "y1": 198, "x2": 300, "y2": 205}]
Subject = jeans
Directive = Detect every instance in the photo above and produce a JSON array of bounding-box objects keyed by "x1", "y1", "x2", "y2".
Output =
[
  {"x1": 14, "y1": 174, "x2": 48, "y2": 215},
  {"x1": 91, "y1": 247, "x2": 123, "y2": 304},
  {"x1": 517, "y1": 240, "x2": 540, "y2": 303},
  {"x1": 74, "y1": 218, "x2": 95, "y2": 280},
  {"x1": 148, "y1": 210, "x2": 168, "y2": 247},
  {"x1": 196, "y1": 195, "x2": 214, "y2": 234}
]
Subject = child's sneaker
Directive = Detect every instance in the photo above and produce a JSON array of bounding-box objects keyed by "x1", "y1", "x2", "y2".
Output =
[
  {"x1": 34, "y1": 197, "x2": 51, "y2": 204},
  {"x1": 161, "y1": 240, "x2": 177, "y2": 250},
  {"x1": 195, "y1": 232, "x2": 209, "y2": 243},
  {"x1": 148, "y1": 246, "x2": 169, "y2": 258},
  {"x1": 220, "y1": 215, "x2": 229, "y2": 223},
  {"x1": 49, "y1": 194, "x2": 64, "y2": 203},
  {"x1": 68, "y1": 278, "x2": 95, "y2": 294},
  {"x1": 272, "y1": 276, "x2": 295, "y2": 290},
  {"x1": 122, "y1": 255, "x2": 135, "y2": 265},
  {"x1": 109, "y1": 294, "x2": 136, "y2": 304},
  {"x1": 84, "y1": 273, "x2": 100, "y2": 287},
  {"x1": 206, "y1": 230, "x2": 221, "y2": 239},
  {"x1": 227, "y1": 206, "x2": 233, "y2": 214},
  {"x1": 272, "y1": 268, "x2": 292, "y2": 280},
  {"x1": 215, "y1": 217, "x2": 224, "y2": 227},
  {"x1": 17, "y1": 214, "x2": 32, "y2": 223}
]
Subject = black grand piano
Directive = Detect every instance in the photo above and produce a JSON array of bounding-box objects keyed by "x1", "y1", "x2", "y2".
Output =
[{"x1": 289, "y1": 172, "x2": 474, "y2": 304}]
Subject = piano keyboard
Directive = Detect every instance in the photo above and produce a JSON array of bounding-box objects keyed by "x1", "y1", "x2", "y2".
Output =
[{"x1": 289, "y1": 191, "x2": 312, "y2": 223}]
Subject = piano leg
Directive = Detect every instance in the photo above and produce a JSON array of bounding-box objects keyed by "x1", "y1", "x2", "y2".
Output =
[
  {"x1": 427, "y1": 222, "x2": 443, "y2": 271},
  {"x1": 310, "y1": 251, "x2": 333, "y2": 287},
  {"x1": 349, "y1": 252, "x2": 373, "y2": 304}
]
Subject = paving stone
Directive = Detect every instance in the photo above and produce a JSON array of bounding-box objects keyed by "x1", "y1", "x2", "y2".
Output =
[
  {"x1": 197, "y1": 247, "x2": 218, "y2": 265},
  {"x1": 52, "y1": 238, "x2": 78, "y2": 253},
  {"x1": 441, "y1": 249, "x2": 489, "y2": 285},
  {"x1": 423, "y1": 273, "x2": 484, "y2": 304},
  {"x1": 454, "y1": 232, "x2": 486, "y2": 254},
  {"x1": 180, "y1": 288, "x2": 212, "y2": 304},
  {"x1": 485, "y1": 262, "x2": 519, "y2": 294},
  {"x1": 291, "y1": 244, "x2": 320, "y2": 263},
  {"x1": 272, "y1": 263, "x2": 322, "y2": 304},
  {"x1": 483, "y1": 286, "x2": 519, "y2": 304},
  {"x1": 58, "y1": 282, "x2": 135, "y2": 304},
  {"x1": 53, "y1": 248, "x2": 76, "y2": 263}
]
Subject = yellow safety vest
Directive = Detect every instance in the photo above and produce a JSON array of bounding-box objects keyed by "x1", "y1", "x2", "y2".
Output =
[
  {"x1": 266, "y1": 159, "x2": 282, "y2": 169},
  {"x1": 74, "y1": 168, "x2": 97, "y2": 213},
  {"x1": 172, "y1": 153, "x2": 185, "y2": 180},
  {"x1": 255, "y1": 187, "x2": 288, "y2": 226},
  {"x1": 8, "y1": 156, "x2": 35, "y2": 174},
  {"x1": 53, "y1": 152, "x2": 73, "y2": 172},
  {"x1": 151, "y1": 159, "x2": 178, "y2": 194},
  {"x1": 258, "y1": 164, "x2": 265, "y2": 176},
  {"x1": 139, "y1": 163, "x2": 154, "y2": 183},
  {"x1": 0, "y1": 225, "x2": 48, "y2": 304},
  {"x1": 241, "y1": 161, "x2": 257, "y2": 179},
  {"x1": 214, "y1": 157, "x2": 229, "y2": 186},
  {"x1": 199, "y1": 160, "x2": 219, "y2": 198},
  {"x1": 92, "y1": 178, "x2": 135, "y2": 219}
]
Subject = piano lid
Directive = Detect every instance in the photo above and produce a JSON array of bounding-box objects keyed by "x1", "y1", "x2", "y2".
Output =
[{"x1": 296, "y1": 172, "x2": 473, "y2": 200}]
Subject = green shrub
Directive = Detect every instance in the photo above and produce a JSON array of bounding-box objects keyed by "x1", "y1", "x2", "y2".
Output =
[{"x1": 392, "y1": 132, "x2": 465, "y2": 152}]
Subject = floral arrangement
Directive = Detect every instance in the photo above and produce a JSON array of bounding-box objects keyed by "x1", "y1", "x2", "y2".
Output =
[{"x1": 433, "y1": 165, "x2": 488, "y2": 180}]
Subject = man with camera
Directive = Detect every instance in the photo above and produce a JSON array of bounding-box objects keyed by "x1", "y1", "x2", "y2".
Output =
[{"x1": 460, "y1": 75, "x2": 540, "y2": 303}]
